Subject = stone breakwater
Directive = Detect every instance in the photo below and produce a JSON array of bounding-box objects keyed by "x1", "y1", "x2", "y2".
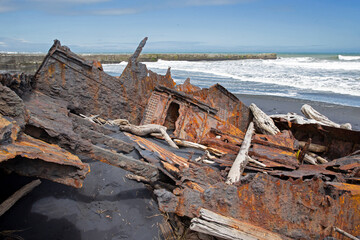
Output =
[{"x1": 0, "y1": 53, "x2": 277, "y2": 74}]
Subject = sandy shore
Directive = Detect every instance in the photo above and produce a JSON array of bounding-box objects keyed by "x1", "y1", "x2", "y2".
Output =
[{"x1": 236, "y1": 94, "x2": 360, "y2": 131}]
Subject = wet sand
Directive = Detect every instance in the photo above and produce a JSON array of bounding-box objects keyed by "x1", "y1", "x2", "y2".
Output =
[
  {"x1": 236, "y1": 94, "x2": 360, "y2": 131},
  {"x1": 0, "y1": 159, "x2": 164, "y2": 240}
]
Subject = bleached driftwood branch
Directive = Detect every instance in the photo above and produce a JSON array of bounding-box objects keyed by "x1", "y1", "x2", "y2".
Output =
[
  {"x1": 190, "y1": 208, "x2": 283, "y2": 240},
  {"x1": 249, "y1": 103, "x2": 280, "y2": 135},
  {"x1": 173, "y1": 139, "x2": 207, "y2": 150},
  {"x1": 270, "y1": 113, "x2": 319, "y2": 125},
  {"x1": 226, "y1": 122, "x2": 255, "y2": 184},
  {"x1": 247, "y1": 155, "x2": 266, "y2": 168},
  {"x1": 301, "y1": 104, "x2": 352, "y2": 130},
  {"x1": 111, "y1": 119, "x2": 178, "y2": 149},
  {"x1": 308, "y1": 152, "x2": 328, "y2": 164},
  {"x1": 173, "y1": 139, "x2": 224, "y2": 157},
  {"x1": 303, "y1": 153, "x2": 318, "y2": 165}
]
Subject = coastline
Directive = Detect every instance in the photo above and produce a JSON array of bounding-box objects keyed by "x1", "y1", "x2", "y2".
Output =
[
  {"x1": 0, "y1": 53, "x2": 276, "y2": 74},
  {"x1": 236, "y1": 93, "x2": 360, "y2": 131}
]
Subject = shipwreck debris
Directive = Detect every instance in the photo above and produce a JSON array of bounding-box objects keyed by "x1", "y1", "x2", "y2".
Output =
[{"x1": 1, "y1": 37, "x2": 359, "y2": 239}]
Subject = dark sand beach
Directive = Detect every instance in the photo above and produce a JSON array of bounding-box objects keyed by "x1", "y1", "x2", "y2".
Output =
[{"x1": 0, "y1": 159, "x2": 164, "y2": 240}]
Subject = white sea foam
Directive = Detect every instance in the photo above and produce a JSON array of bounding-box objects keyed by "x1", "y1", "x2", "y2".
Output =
[
  {"x1": 103, "y1": 55, "x2": 360, "y2": 106},
  {"x1": 139, "y1": 58, "x2": 360, "y2": 97},
  {"x1": 338, "y1": 55, "x2": 360, "y2": 61},
  {"x1": 102, "y1": 61, "x2": 127, "y2": 73}
]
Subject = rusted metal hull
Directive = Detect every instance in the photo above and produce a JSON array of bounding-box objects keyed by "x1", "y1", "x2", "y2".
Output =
[
  {"x1": 157, "y1": 172, "x2": 360, "y2": 239},
  {"x1": 0, "y1": 116, "x2": 89, "y2": 188},
  {"x1": 274, "y1": 119, "x2": 360, "y2": 160},
  {"x1": 141, "y1": 86, "x2": 247, "y2": 143},
  {"x1": 34, "y1": 39, "x2": 176, "y2": 125}
]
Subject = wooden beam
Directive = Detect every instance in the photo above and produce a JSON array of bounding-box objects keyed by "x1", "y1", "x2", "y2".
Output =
[{"x1": 190, "y1": 208, "x2": 283, "y2": 240}]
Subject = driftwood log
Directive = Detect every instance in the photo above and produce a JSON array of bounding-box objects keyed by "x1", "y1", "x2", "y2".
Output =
[
  {"x1": 226, "y1": 122, "x2": 255, "y2": 184},
  {"x1": 298, "y1": 141, "x2": 327, "y2": 153},
  {"x1": 0, "y1": 179, "x2": 41, "y2": 216},
  {"x1": 110, "y1": 119, "x2": 179, "y2": 149},
  {"x1": 301, "y1": 104, "x2": 352, "y2": 130},
  {"x1": 249, "y1": 103, "x2": 280, "y2": 135},
  {"x1": 190, "y1": 208, "x2": 283, "y2": 240}
]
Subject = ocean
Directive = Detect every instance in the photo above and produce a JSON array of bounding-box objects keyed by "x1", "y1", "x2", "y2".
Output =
[{"x1": 103, "y1": 54, "x2": 360, "y2": 108}]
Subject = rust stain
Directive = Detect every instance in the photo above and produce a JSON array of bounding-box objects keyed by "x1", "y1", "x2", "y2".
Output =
[
  {"x1": 326, "y1": 182, "x2": 360, "y2": 196},
  {"x1": 60, "y1": 62, "x2": 66, "y2": 87}
]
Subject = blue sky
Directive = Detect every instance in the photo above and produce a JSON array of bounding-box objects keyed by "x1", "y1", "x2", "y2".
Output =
[{"x1": 0, "y1": 0, "x2": 359, "y2": 53}]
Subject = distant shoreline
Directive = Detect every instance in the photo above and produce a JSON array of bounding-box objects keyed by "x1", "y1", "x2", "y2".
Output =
[{"x1": 0, "y1": 52, "x2": 276, "y2": 74}]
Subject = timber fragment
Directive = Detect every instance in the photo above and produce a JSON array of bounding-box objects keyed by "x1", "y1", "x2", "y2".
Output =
[{"x1": 190, "y1": 208, "x2": 284, "y2": 240}]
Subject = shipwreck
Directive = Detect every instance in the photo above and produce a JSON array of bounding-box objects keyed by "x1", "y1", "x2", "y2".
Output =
[{"x1": 0, "y1": 37, "x2": 359, "y2": 240}]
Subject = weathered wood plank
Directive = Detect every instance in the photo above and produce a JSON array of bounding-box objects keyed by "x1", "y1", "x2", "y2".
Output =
[{"x1": 190, "y1": 208, "x2": 283, "y2": 240}]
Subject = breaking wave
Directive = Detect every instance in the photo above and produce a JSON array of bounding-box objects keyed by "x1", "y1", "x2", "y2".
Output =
[
  {"x1": 103, "y1": 54, "x2": 360, "y2": 107},
  {"x1": 338, "y1": 55, "x2": 360, "y2": 61}
]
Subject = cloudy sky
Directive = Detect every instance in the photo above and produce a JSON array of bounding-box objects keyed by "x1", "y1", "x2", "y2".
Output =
[{"x1": 0, "y1": 0, "x2": 359, "y2": 53}]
